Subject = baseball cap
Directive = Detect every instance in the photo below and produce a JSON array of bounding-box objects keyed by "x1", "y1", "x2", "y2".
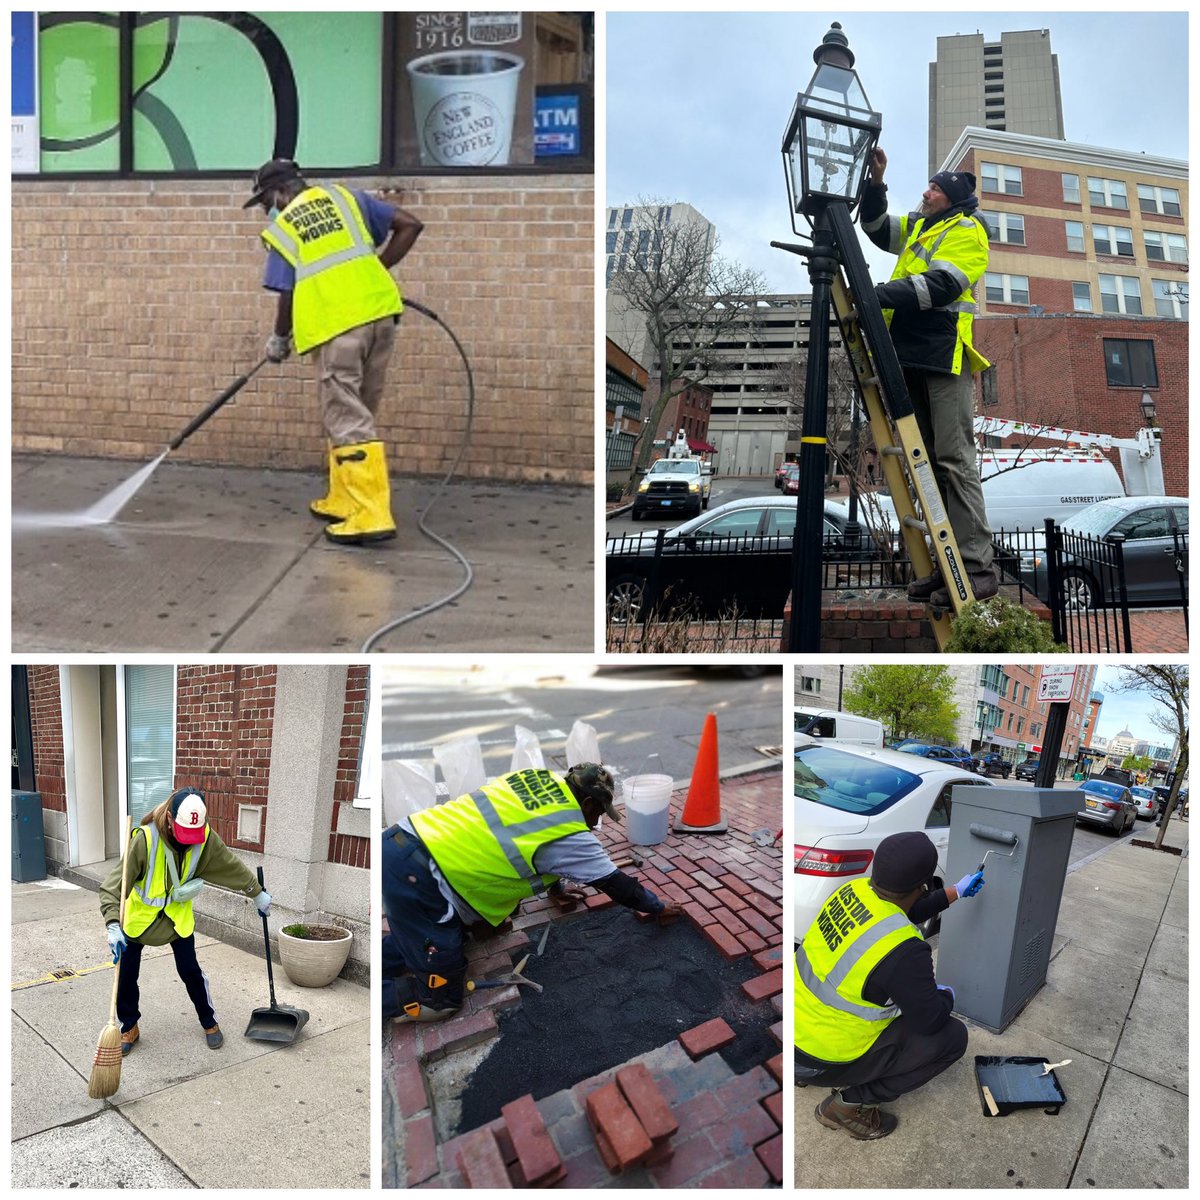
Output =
[
  {"x1": 243, "y1": 158, "x2": 302, "y2": 209},
  {"x1": 169, "y1": 789, "x2": 208, "y2": 844},
  {"x1": 871, "y1": 831, "x2": 938, "y2": 893},
  {"x1": 565, "y1": 763, "x2": 620, "y2": 822}
]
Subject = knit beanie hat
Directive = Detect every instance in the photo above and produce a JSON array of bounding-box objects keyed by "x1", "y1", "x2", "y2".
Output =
[{"x1": 929, "y1": 170, "x2": 977, "y2": 206}]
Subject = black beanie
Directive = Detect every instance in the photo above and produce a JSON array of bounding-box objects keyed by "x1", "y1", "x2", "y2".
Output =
[
  {"x1": 929, "y1": 170, "x2": 976, "y2": 206},
  {"x1": 872, "y1": 831, "x2": 939, "y2": 892}
]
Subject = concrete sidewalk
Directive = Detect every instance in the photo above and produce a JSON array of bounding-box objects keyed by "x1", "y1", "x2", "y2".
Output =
[
  {"x1": 11, "y1": 454, "x2": 592, "y2": 652},
  {"x1": 794, "y1": 818, "x2": 1189, "y2": 1189},
  {"x1": 11, "y1": 875, "x2": 369, "y2": 1189}
]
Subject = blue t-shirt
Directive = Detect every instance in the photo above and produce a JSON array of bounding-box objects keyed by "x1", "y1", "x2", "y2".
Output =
[{"x1": 261, "y1": 188, "x2": 396, "y2": 293}]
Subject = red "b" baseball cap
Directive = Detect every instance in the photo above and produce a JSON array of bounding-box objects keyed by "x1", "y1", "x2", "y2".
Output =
[{"x1": 169, "y1": 789, "x2": 208, "y2": 845}]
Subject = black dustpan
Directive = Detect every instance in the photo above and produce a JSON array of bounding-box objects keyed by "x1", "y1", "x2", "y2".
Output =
[{"x1": 245, "y1": 867, "x2": 309, "y2": 1044}]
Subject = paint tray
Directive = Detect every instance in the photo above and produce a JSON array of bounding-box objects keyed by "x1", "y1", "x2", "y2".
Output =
[{"x1": 974, "y1": 1056, "x2": 1066, "y2": 1117}]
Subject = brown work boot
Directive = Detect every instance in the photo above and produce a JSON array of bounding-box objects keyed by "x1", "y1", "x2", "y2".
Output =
[
  {"x1": 204, "y1": 1025, "x2": 224, "y2": 1049},
  {"x1": 120, "y1": 1024, "x2": 140, "y2": 1056},
  {"x1": 930, "y1": 567, "x2": 1000, "y2": 609},
  {"x1": 906, "y1": 569, "x2": 943, "y2": 600},
  {"x1": 815, "y1": 1091, "x2": 898, "y2": 1140}
]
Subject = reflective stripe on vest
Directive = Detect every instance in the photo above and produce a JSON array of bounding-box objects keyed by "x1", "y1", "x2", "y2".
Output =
[
  {"x1": 124, "y1": 823, "x2": 208, "y2": 938},
  {"x1": 795, "y1": 910, "x2": 912, "y2": 1020},
  {"x1": 408, "y1": 770, "x2": 590, "y2": 926}
]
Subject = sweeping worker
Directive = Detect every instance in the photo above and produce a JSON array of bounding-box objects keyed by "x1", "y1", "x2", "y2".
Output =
[
  {"x1": 382, "y1": 765, "x2": 682, "y2": 1022},
  {"x1": 100, "y1": 790, "x2": 271, "y2": 1054},
  {"x1": 245, "y1": 157, "x2": 424, "y2": 545},
  {"x1": 795, "y1": 831, "x2": 983, "y2": 1139},
  {"x1": 860, "y1": 147, "x2": 999, "y2": 608}
]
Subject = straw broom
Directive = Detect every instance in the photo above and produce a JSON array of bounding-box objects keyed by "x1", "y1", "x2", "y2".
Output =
[{"x1": 88, "y1": 815, "x2": 132, "y2": 1099}]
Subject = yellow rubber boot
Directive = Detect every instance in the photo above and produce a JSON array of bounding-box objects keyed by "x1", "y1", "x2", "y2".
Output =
[
  {"x1": 325, "y1": 441, "x2": 397, "y2": 545},
  {"x1": 310, "y1": 443, "x2": 354, "y2": 522}
]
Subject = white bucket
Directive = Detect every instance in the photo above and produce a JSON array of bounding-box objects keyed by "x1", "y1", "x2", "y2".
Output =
[{"x1": 621, "y1": 774, "x2": 673, "y2": 846}]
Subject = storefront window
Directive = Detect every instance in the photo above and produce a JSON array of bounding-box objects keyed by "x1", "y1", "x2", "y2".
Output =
[{"x1": 124, "y1": 665, "x2": 175, "y2": 825}]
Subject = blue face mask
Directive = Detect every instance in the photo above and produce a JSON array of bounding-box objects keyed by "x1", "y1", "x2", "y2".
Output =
[{"x1": 267, "y1": 206, "x2": 279, "y2": 220}]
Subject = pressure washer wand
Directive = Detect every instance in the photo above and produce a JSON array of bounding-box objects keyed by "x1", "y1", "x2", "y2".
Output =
[{"x1": 168, "y1": 358, "x2": 270, "y2": 451}]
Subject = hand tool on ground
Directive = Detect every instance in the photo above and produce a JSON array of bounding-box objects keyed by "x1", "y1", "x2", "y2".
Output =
[
  {"x1": 244, "y1": 867, "x2": 310, "y2": 1044},
  {"x1": 1040, "y1": 1059, "x2": 1072, "y2": 1076},
  {"x1": 88, "y1": 816, "x2": 131, "y2": 1098},
  {"x1": 981, "y1": 1085, "x2": 1000, "y2": 1117},
  {"x1": 611, "y1": 851, "x2": 644, "y2": 869},
  {"x1": 466, "y1": 953, "x2": 543, "y2": 993},
  {"x1": 536, "y1": 924, "x2": 551, "y2": 956},
  {"x1": 167, "y1": 358, "x2": 270, "y2": 451}
]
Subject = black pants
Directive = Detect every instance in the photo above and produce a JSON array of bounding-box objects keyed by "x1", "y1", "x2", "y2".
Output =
[
  {"x1": 796, "y1": 1011, "x2": 968, "y2": 1105},
  {"x1": 117, "y1": 934, "x2": 217, "y2": 1032}
]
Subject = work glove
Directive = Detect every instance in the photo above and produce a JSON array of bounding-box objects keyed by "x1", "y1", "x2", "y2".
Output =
[
  {"x1": 265, "y1": 333, "x2": 292, "y2": 363},
  {"x1": 106, "y1": 922, "x2": 126, "y2": 963},
  {"x1": 955, "y1": 869, "x2": 985, "y2": 899},
  {"x1": 256, "y1": 890, "x2": 272, "y2": 916}
]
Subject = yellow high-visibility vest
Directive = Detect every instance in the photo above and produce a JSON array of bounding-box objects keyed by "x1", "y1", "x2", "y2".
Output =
[
  {"x1": 409, "y1": 770, "x2": 590, "y2": 926},
  {"x1": 261, "y1": 184, "x2": 402, "y2": 354},
  {"x1": 122, "y1": 823, "x2": 210, "y2": 940}
]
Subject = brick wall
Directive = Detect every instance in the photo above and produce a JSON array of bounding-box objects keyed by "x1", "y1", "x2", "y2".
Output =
[
  {"x1": 330, "y1": 664, "x2": 371, "y2": 870},
  {"x1": 12, "y1": 174, "x2": 593, "y2": 485},
  {"x1": 174, "y1": 665, "x2": 278, "y2": 851},
  {"x1": 973, "y1": 314, "x2": 1187, "y2": 495},
  {"x1": 28, "y1": 666, "x2": 66, "y2": 813}
]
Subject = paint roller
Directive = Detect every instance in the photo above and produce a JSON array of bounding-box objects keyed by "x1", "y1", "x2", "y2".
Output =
[{"x1": 970, "y1": 822, "x2": 1021, "y2": 873}]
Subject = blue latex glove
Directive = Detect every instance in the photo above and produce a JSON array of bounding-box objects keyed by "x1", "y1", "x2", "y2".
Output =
[
  {"x1": 939, "y1": 984, "x2": 956, "y2": 1004},
  {"x1": 955, "y1": 869, "x2": 985, "y2": 898},
  {"x1": 106, "y1": 922, "x2": 126, "y2": 963},
  {"x1": 256, "y1": 890, "x2": 272, "y2": 916}
]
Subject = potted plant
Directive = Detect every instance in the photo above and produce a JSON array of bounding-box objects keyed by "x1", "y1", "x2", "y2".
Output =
[{"x1": 278, "y1": 922, "x2": 353, "y2": 987}]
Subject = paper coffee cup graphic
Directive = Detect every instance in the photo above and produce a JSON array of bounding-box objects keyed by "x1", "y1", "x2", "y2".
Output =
[{"x1": 407, "y1": 50, "x2": 524, "y2": 167}]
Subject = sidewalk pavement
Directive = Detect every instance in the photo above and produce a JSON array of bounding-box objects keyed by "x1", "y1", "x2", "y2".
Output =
[
  {"x1": 795, "y1": 817, "x2": 1189, "y2": 1189},
  {"x1": 11, "y1": 874, "x2": 369, "y2": 1189},
  {"x1": 12, "y1": 454, "x2": 591, "y2": 652}
]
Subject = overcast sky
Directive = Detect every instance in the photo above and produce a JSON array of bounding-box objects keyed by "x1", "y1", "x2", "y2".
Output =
[
  {"x1": 1090, "y1": 665, "x2": 1183, "y2": 747},
  {"x1": 607, "y1": 12, "x2": 1189, "y2": 291}
]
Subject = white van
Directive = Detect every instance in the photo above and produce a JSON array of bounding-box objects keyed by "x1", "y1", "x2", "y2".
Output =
[{"x1": 793, "y1": 706, "x2": 885, "y2": 749}]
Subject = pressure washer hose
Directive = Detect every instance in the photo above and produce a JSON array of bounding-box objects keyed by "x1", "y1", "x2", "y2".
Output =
[{"x1": 360, "y1": 298, "x2": 476, "y2": 653}]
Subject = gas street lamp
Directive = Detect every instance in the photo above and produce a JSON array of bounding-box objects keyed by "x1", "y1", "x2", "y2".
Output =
[{"x1": 779, "y1": 22, "x2": 881, "y2": 652}]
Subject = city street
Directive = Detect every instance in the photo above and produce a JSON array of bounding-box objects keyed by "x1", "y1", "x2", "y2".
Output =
[{"x1": 606, "y1": 476, "x2": 779, "y2": 533}]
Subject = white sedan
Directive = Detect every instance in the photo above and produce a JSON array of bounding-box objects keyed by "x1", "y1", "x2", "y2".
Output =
[{"x1": 794, "y1": 742, "x2": 994, "y2": 941}]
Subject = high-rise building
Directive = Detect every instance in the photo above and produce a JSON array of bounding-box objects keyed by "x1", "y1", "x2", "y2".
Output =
[{"x1": 929, "y1": 28, "x2": 1065, "y2": 176}]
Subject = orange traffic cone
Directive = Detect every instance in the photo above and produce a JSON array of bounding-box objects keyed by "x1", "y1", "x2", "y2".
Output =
[{"x1": 674, "y1": 713, "x2": 727, "y2": 833}]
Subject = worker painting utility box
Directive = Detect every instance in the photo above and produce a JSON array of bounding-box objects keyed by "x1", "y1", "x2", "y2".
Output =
[{"x1": 937, "y1": 785, "x2": 1078, "y2": 1033}]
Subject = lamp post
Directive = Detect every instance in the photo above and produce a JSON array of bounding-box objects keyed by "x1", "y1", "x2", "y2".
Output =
[{"x1": 780, "y1": 22, "x2": 882, "y2": 651}]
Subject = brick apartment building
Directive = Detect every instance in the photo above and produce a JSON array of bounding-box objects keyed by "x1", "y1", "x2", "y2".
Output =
[
  {"x1": 12, "y1": 663, "x2": 372, "y2": 976},
  {"x1": 605, "y1": 338, "x2": 648, "y2": 480},
  {"x1": 11, "y1": 13, "x2": 593, "y2": 486},
  {"x1": 975, "y1": 664, "x2": 1098, "y2": 768}
]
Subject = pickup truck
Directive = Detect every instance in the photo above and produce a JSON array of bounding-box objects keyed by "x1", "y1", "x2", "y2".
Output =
[{"x1": 632, "y1": 456, "x2": 711, "y2": 520}]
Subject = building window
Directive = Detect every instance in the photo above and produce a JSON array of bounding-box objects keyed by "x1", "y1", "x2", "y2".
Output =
[
  {"x1": 1063, "y1": 220, "x2": 1085, "y2": 253},
  {"x1": 1137, "y1": 184, "x2": 1182, "y2": 217},
  {"x1": 1071, "y1": 282, "x2": 1092, "y2": 312},
  {"x1": 980, "y1": 365, "x2": 999, "y2": 406},
  {"x1": 1152, "y1": 280, "x2": 1188, "y2": 319},
  {"x1": 123, "y1": 665, "x2": 176, "y2": 825},
  {"x1": 1093, "y1": 224, "x2": 1134, "y2": 258},
  {"x1": 1102, "y1": 337, "x2": 1158, "y2": 387},
  {"x1": 605, "y1": 232, "x2": 617, "y2": 255},
  {"x1": 1098, "y1": 275, "x2": 1143, "y2": 317},
  {"x1": 985, "y1": 272, "x2": 1030, "y2": 306},
  {"x1": 981, "y1": 161, "x2": 1022, "y2": 196},
  {"x1": 798, "y1": 676, "x2": 821, "y2": 695},
  {"x1": 1062, "y1": 173, "x2": 1081, "y2": 204},
  {"x1": 984, "y1": 212, "x2": 1025, "y2": 245},
  {"x1": 1088, "y1": 177, "x2": 1128, "y2": 209},
  {"x1": 1144, "y1": 231, "x2": 1188, "y2": 264},
  {"x1": 621, "y1": 208, "x2": 632, "y2": 228}
]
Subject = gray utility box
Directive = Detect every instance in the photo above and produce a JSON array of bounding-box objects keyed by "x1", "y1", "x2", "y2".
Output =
[
  {"x1": 12, "y1": 790, "x2": 47, "y2": 882},
  {"x1": 937, "y1": 785, "x2": 1079, "y2": 1033}
]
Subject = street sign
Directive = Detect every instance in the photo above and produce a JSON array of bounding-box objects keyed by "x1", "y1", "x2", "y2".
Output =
[{"x1": 1038, "y1": 666, "x2": 1077, "y2": 704}]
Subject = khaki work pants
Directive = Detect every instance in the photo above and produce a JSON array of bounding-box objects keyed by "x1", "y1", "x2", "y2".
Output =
[
  {"x1": 317, "y1": 315, "x2": 397, "y2": 445},
  {"x1": 903, "y1": 364, "x2": 994, "y2": 575}
]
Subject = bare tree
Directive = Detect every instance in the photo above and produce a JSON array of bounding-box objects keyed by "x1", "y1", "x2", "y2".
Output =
[
  {"x1": 608, "y1": 200, "x2": 767, "y2": 486},
  {"x1": 1116, "y1": 664, "x2": 1189, "y2": 850}
]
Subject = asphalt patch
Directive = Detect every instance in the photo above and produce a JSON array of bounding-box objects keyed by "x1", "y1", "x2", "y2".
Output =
[{"x1": 454, "y1": 908, "x2": 775, "y2": 1134}]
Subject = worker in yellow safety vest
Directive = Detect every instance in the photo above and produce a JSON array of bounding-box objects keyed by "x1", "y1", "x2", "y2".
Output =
[
  {"x1": 382, "y1": 765, "x2": 682, "y2": 1022},
  {"x1": 860, "y1": 148, "x2": 999, "y2": 609},
  {"x1": 100, "y1": 790, "x2": 270, "y2": 1054},
  {"x1": 795, "y1": 832, "x2": 983, "y2": 1139},
  {"x1": 245, "y1": 158, "x2": 425, "y2": 544}
]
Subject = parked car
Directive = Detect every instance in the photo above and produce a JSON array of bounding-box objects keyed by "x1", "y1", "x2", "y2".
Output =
[
  {"x1": 1020, "y1": 495, "x2": 1188, "y2": 610},
  {"x1": 1014, "y1": 758, "x2": 1041, "y2": 782},
  {"x1": 897, "y1": 743, "x2": 976, "y2": 770},
  {"x1": 794, "y1": 742, "x2": 993, "y2": 940},
  {"x1": 1097, "y1": 766, "x2": 1135, "y2": 788},
  {"x1": 782, "y1": 472, "x2": 800, "y2": 497},
  {"x1": 606, "y1": 495, "x2": 892, "y2": 623},
  {"x1": 974, "y1": 753, "x2": 1012, "y2": 779},
  {"x1": 1129, "y1": 785, "x2": 1159, "y2": 820},
  {"x1": 631, "y1": 457, "x2": 711, "y2": 520},
  {"x1": 774, "y1": 462, "x2": 799, "y2": 490},
  {"x1": 1075, "y1": 778, "x2": 1137, "y2": 835}
]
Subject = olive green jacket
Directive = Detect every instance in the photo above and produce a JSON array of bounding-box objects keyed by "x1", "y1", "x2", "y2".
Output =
[{"x1": 100, "y1": 824, "x2": 262, "y2": 946}]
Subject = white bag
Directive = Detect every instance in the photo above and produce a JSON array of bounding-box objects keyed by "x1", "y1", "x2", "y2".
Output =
[
  {"x1": 434, "y1": 736, "x2": 487, "y2": 799},
  {"x1": 383, "y1": 759, "x2": 437, "y2": 824},
  {"x1": 510, "y1": 725, "x2": 546, "y2": 772},
  {"x1": 565, "y1": 719, "x2": 602, "y2": 768}
]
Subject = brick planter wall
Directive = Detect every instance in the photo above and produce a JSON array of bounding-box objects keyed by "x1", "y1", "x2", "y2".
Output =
[{"x1": 782, "y1": 597, "x2": 938, "y2": 652}]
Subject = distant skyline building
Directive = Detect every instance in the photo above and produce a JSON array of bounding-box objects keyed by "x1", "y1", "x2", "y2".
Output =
[{"x1": 929, "y1": 28, "x2": 1065, "y2": 176}]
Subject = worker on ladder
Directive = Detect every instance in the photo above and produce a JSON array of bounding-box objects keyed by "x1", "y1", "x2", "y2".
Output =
[{"x1": 860, "y1": 149, "x2": 999, "y2": 608}]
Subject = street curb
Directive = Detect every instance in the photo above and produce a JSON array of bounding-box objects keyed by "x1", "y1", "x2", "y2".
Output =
[{"x1": 606, "y1": 503, "x2": 633, "y2": 519}]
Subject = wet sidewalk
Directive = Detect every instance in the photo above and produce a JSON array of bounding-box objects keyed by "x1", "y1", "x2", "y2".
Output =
[{"x1": 11, "y1": 454, "x2": 592, "y2": 653}]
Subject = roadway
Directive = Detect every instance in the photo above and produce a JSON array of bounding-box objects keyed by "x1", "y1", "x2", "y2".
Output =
[{"x1": 606, "y1": 475, "x2": 783, "y2": 534}]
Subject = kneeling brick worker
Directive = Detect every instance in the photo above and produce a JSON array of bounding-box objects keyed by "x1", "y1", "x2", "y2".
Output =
[
  {"x1": 100, "y1": 789, "x2": 271, "y2": 1055},
  {"x1": 382, "y1": 764, "x2": 682, "y2": 1021},
  {"x1": 794, "y1": 831, "x2": 984, "y2": 1139}
]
